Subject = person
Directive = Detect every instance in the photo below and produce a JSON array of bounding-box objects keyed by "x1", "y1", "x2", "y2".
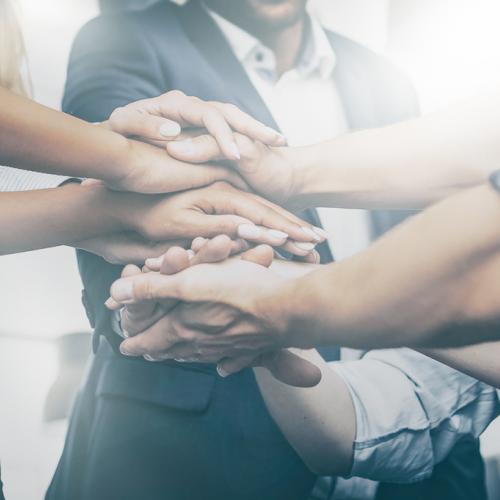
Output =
[
  {"x1": 108, "y1": 91, "x2": 500, "y2": 374},
  {"x1": 0, "y1": 0, "x2": 320, "y2": 498},
  {"x1": 116, "y1": 234, "x2": 497, "y2": 498},
  {"x1": 1, "y1": 85, "x2": 320, "y2": 259},
  {"x1": 1, "y1": 0, "x2": 316, "y2": 261},
  {"x1": 47, "y1": 1, "x2": 492, "y2": 499}
]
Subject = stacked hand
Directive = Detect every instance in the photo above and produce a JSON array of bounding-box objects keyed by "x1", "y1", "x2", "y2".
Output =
[
  {"x1": 106, "y1": 235, "x2": 322, "y2": 388},
  {"x1": 73, "y1": 91, "x2": 324, "y2": 263}
]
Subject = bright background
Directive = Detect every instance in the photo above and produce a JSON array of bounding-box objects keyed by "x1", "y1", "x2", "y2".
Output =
[{"x1": 1, "y1": 1, "x2": 500, "y2": 498}]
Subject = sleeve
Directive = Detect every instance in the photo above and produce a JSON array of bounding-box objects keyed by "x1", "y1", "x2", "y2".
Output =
[
  {"x1": 63, "y1": 12, "x2": 170, "y2": 352},
  {"x1": 62, "y1": 13, "x2": 167, "y2": 121},
  {"x1": 0, "y1": 166, "x2": 71, "y2": 192},
  {"x1": 330, "y1": 348, "x2": 500, "y2": 484}
]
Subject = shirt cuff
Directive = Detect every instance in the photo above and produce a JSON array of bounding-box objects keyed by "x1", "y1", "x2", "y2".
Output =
[{"x1": 111, "y1": 309, "x2": 126, "y2": 339}]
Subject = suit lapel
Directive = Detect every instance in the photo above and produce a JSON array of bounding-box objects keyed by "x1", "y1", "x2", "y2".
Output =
[
  {"x1": 176, "y1": 1, "x2": 279, "y2": 130},
  {"x1": 326, "y1": 32, "x2": 379, "y2": 131}
]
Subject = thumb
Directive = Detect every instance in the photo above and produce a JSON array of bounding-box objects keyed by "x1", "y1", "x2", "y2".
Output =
[
  {"x1": 167, "y1": 135, "x2": 222, "y2": 163},
  {"x1": 261, "y1": 351, "x2": 322, "y2": 388},
  {"x1": 217, "y1": 350, "x2": 322, "y2": 388},
  {"x1": 110, "y1": 272, "x2": 186, "y2": 305}
]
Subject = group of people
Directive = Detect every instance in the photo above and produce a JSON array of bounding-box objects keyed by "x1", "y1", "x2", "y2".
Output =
[{"x1": 1, "y1": 0, "x2": 500, "y2": 499}]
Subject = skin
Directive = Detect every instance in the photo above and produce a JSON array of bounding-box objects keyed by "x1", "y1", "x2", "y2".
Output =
[
  {"x1": 203, "y1": 0, "x2": 308, "y2": 76},
  {"x1": 108, "y1": 183, "x2": 500, "y2": 387},
  {"x1": 1, "y1": 88, "x2": 326, "y2": 261},
  {"x1": 0, "y1": 179, "x2": 323, "y2": 258},
  {"x1": 0, "y1": 87, "x2": 285, "y2": 192},
  {"x1": 113, "y1": 235, "x2": 355, "y2": 476},
  {"x1": 169, "y1": 91, "x2": 500, "y2": 211}
]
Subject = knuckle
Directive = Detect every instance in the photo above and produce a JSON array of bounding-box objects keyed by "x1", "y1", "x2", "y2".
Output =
[
  {"x1": 210, "y1": 180, "x2": 232, "y2": 191},
  {"x1": 222, "y1": 102, "x2": 239, "y2": 114},
  {"x1": 165, "y1": 89, "x2": 185, "y2": 100}
]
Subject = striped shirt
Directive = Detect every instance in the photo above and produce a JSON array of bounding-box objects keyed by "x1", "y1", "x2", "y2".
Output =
[{"x1": 0, "y1": 166, "x2": 68, "y2": 192}]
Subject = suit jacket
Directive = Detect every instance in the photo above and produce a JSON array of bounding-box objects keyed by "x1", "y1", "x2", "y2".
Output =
[{"x1": 47, "y1": 2, "x2": 484, "y2": 500}]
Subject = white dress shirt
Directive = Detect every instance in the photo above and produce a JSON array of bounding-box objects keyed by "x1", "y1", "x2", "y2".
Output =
[
  {"x1": 209, "y1": 9, "x2": 372, "y2": 261},
  {"x1": 208, "y1": 9, "x2": 500, "y2": 499}
]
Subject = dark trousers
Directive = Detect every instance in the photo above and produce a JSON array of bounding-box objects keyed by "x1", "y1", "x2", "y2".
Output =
[
  {"x1": 46, "y1": 342, "x2": 316, "y2": 500},
  {"x1": 0, "y1": 467, "x2": 5, "y2": 500}
]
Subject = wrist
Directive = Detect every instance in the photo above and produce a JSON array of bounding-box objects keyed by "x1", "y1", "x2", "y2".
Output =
[
  {"x1": 283, "y1": 145, "x2": 322, "y2": 211},
  {"x1": 98, "y1": 135, "x2": 139, "y2": 189},
  {"x1": 258, "y1": 273, "x2": 326, "y2": 349},
  {"x1": 83, "y1": 184, "x2": 133, "y2": 233}
]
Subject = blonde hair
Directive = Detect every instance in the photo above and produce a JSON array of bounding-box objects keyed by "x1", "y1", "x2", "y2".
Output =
[{"x1": 0, "y1": 0, "x2": 29, "y2": 95}]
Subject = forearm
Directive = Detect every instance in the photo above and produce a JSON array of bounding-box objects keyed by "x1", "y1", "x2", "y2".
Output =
[
  {"x1": 421, "y1": 343, "x2": 500, "y2": 388},
  {"x1": 0, "y1": 87, "x2": 130, "y2": 183},
  {"x1": 254, "y1": 260, "x2": 355, "y2": 475},
  {"x1": 288, "y1": 91, "x2": 500, "y2": 210},
  {"x1": 0, "y1": 183, "x2": 127, "y2": 254},
  {"x1": 281, "y1": 183, "x2": 500, "y2": 349},
  {"x1": 254, "y1": 349, "x2": 355, "y2": 476}
]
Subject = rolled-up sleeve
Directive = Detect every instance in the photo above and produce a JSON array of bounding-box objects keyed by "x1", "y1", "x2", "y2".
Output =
[
  {"x1": 0, "y1": 166, "x2": 71, "y2": 192},
  {"x1": 331, "y1": 348, "x2": 500, "y2": 484}
]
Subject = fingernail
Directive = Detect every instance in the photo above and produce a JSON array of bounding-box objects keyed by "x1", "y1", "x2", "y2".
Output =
[
  {"x1": 217, "y1": 365, "x2": 229, "y2": 378},
  {"x1": 169, "y1": 139, "x2": 195, "y2": 155},
  {"x1": 111, "y1": 280, "x2": 134, "y2": 303},
  {"x1": 121, "y1": 329, "x2": 130, "y2": 339},
  {"x1": 271, "y1": 130, "x2": 286, "y2": 144},
  {"x1": 237, "y1": 224, "x2": 261, "y2": 239},
  {"x1": 267, "y1": 230, "x2": 289, "y2": 241},
  {"x1": 120, "y1": 344, "x2": 133, "y2": 356},
  {"x1": 159, "y1": 121, "x2": 181, "y2": 137},
  {"x1": 229, "y1": 142, "x2": 241, "y2": 160},
  {"x1": 313, "y1": 226, "x2": 329, "y2": 240},
  {"x1": 144, "y1": 354, "x2": 157, "y2": 362},
  {"x1": 187, "y1": 249, "x2": 195, "y2": 260},
  {"x1": 294, "y1": 242, "x2": 316, "y2": 251},
  {"x1": 145, "y1": 256, "x2": 163, "y2": 269},
  {"x1": 301, "y1": 226, "x2": 321, "y2": 242},
  {"x1": 105, "y1": 297, "x2": 116, "y2": 309}
]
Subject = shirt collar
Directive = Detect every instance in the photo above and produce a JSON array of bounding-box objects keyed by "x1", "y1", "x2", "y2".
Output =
[{"x1": 206, "y1": 6, "x2": 336, "y2": 82}]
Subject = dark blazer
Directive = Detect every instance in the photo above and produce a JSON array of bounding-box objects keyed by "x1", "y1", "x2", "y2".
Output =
[{"x1": 46, "y1": 2, "x2": 485, "y2": 500}]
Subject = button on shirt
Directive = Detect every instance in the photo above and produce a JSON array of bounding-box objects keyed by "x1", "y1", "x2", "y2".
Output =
[{"x1": 208, "y1": 9, "x2": 500, "y2": 499}]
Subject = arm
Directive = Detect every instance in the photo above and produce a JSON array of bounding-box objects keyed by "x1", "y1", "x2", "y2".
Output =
[
  {"x1": 108, "y1": 182, "x2": 500, "y2": 362},
  {"x1": 284, "y1": 183, "x2": 500, "y2": 350},
  {"x1": 168, "y1": 90, "x2": 500, "y2": 210},
  {"x1": 254, "y1": 350, "x2": 356, "y2": 477},
  {"x1": 0, "y1": 85, "x2": 284, "y2": 195},
  {"x1": 288, "y1": 91, "x2": 500, "y2": 210},
  {"x1": 0, "y1": 86, "x2": 133, "y2": 183},
  {"x1": 0, "y1": 180, "x2": 318, "y2": 257},
  {"x1": 422, "y1": 343, "x2": 500, "y2": 389}
]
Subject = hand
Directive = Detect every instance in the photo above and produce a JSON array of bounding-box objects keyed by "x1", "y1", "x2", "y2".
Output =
[
  {"x1": 105, "y1": 90, "x2": 285, "y2": 159},
  {"x1": 116, "y1": 181, "x2": 324, "y2": 257},
  {"x1": 110, "y1": 235, "x2": 322, "y2": 387},
  {"x1": 73, "y1": 232, "x2": 176, "y2": 265},
  {"x1": 108, "y1": 253, "x2": 296, "y2": 362},
  {"x1": 99, "y1": 90, "x2": 287, "y2": 194},
  {"x1": 166, "y1": 131, "x2": 304, "y2": 209}
]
